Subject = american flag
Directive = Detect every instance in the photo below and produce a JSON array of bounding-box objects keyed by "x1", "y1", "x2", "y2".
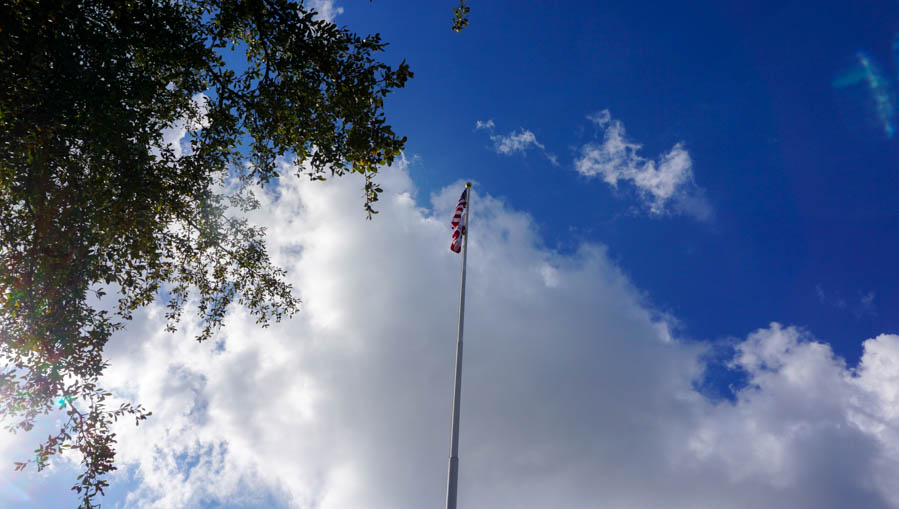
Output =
[{"x1": 450, "y1": 188, "x2": 469, "y2": 253}]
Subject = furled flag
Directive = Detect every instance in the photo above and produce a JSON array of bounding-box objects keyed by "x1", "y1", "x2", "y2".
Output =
[{"x1": 450, "y1": 187, "x2": 469, "y2": 253}]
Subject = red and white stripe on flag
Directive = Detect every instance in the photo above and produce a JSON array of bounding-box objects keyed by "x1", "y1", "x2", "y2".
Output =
[{"x1": 450, "y1": 188, "x2": 469, "y2": 253}]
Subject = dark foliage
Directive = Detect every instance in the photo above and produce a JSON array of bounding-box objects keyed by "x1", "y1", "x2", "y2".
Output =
[{"x1": 0, "y1": 0, "x2": 412, "y2": 506}]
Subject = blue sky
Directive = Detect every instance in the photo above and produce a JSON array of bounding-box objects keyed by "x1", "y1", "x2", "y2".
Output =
[
  {"x1": 5, "y1": 1, "x2": 899, "y2": 508},
  {"x1": 339, "y1": 2, "x2": 899, "y2": 360},
  {"x1": 343, "y1": 0, "x2": 899, "y2": 363}
]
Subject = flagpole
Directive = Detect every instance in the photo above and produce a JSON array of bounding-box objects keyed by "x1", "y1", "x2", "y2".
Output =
[{"x1": 446, "y1": 182, "x2": 472, "y2": 509}]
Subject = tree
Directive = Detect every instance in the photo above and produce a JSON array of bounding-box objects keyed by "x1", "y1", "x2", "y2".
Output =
[{"x1": 0, "y1": 0, "x2": 414, "y2": 506}]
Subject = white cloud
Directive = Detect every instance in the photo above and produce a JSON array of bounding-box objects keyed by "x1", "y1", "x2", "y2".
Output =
[
  {"x1": 478, "y1": 121, "x2": 558, "y2": 165},
  {"x1": 576, "y1": 110, "x2": 711, "y2": 220},
  {"x1": 690, "y1": 325, "x2": 899, "y2": 508},
  {"x1": 587, "y1": 109, "x2": 611, "y2": 126},
  {"x1": 492, "y1": 129, "x2": 545, "y2": 155},
  {"x1": 154, "y1": 93, "x2": 209, "y2": 160},
  {"x1": 475, "y1": 119, "x2": 495, "y2": 130},
  {"x1": 817, "y1": 284, "x2": 847, "y2": 309},
  {"x1": 816, "y1": 285, "x2": 877, "y2": 318},
  {"x1": 856, "y1": 291, "x2": 877, "y2": 317},
  {"x1": 306, "y1": 0, "x2": 343, "y2": 22},
  {"x1": 9, "y1": 162, "x2": 899, "y2": 508}
]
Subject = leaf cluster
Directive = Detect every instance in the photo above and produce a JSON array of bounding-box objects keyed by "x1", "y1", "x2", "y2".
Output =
[{"x1": 451, "y1": 0, "x2": 470, "y2": 33}]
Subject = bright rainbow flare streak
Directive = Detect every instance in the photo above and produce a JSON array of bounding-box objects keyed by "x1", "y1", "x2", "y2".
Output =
[
  {"x1": 857, "y1": 52, "x2": 896, "y2": 138},
  {"x1": 832, "y1": 52, "x2": 897, "y2": 138},
  {"x1": 0, "y1": 476, "x2": 31, "y2": 504},
  {"x1": 0, "y1": 433, "x2": 32, "y2": 504}
]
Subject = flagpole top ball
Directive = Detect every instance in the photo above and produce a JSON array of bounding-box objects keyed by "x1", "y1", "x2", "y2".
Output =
[{"x1": 465, "y1": 182, "x2": 472, "y2": 188}]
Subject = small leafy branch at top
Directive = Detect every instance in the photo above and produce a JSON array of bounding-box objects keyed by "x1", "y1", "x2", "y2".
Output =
[{"x1": 452, "y1": 0, "x2": 470, "y2": 32}]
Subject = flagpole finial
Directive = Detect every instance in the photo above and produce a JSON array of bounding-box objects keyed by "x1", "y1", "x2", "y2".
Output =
[{"x1": 465, "y1": 182, "x2": 472, "y2": 188}]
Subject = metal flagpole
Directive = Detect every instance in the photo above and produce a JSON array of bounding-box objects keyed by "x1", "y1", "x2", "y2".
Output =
[{"x1": 446, "y1": 182, "x2": 472, "y2": 509}]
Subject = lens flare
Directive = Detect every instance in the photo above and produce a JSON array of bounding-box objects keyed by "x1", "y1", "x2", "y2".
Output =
[
  {"x1": 0, "y1": 475, "x2": 31, "y2": 503},
  {"x1": 857, "y1": 52, "x2": 895, "y2": 138},
  {"x1": 893, "y1": 33, "x2": 899, "y2": 83},
  {"x1": 833, "y1": 52, "x2": 896, "y2": 138},
  {"x1": 832, "y1": 67, "x2": 868, "y2": 88}
]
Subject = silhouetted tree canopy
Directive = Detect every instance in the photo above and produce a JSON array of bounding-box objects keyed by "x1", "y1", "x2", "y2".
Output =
[{"x1": 0, "y1": 0, "x2": 414, "y2": 505}]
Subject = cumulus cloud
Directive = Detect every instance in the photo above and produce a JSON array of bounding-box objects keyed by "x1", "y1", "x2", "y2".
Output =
[
  {"x1": 691, "y1": 325, "x2": 899, "y2": 508},
  {"x1": 576, "y1": 110, "x2": 711, "y2": 220},
  {"x1": 7, "y1": 162, "x2": 899, "y2": 508}
]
